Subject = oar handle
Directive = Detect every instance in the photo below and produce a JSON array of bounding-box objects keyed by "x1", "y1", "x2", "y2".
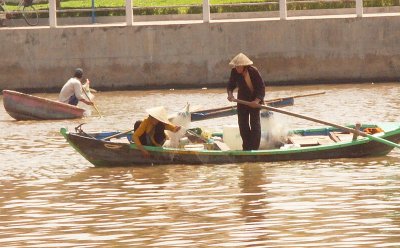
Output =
[
  {"x1": 234, "y1": 98, "x2": 400, "y2": 149},
  {"x1": 102, "y1": 129, "x2": 135, "y2": 141},
  {"x1": 191, "y1": 92, "x2": 326, "y2": 115}
]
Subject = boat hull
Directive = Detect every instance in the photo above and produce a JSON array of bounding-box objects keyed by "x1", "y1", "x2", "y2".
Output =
[
  {"x1": 61, "y1": 123, "x2": 400, "y2": 167},
  {"x1": 190, "y1": 98, "x2": 294, "y2": 121},
  {"x1": 2, "y1": 90, "x2": 85, "y2": 120}
]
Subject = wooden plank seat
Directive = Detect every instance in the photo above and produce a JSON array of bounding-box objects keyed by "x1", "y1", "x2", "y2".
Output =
[
  {"x1": 288, "y1": 131, "x2": 354, "y2": 147},
  {"x1": 288, "y1": 135, "x2": 335, "y2": 147}
]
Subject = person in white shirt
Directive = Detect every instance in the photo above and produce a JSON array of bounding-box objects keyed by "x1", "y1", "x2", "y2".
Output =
[{"x1": 59, "y1": 68, "x2": 94, "y2": 106}]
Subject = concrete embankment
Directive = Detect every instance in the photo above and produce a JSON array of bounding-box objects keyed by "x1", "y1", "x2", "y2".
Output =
[{"x1": 1, "y1": 13, "x2": 400, "y2": 92}]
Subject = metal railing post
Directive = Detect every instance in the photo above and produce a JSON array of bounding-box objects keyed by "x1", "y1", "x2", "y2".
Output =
[
  {"x1": 203, "y1": 0, "x2": 210, "y2": 23},
  {"x1": 49, "y1": 0, "x2": 57, "y2": 27},
  {"x1": 126, "y1": 0, "x2": 134, "y2": 26},
  {"x1": 356, "y1": 0, "x2": 363, "y2": 17},
  {"x1": 280, "y1": 0, "x2": 287, "y2": 20}
]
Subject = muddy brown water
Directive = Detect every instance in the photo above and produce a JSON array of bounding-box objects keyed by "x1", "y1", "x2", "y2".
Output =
[{"x1": 1, "y1": 83, "x2": 400, "y2": 247}]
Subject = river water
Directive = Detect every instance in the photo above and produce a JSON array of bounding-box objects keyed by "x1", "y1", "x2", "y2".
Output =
[{"x1": 1, "y1": 83, "x2": 400, "y2": 247}]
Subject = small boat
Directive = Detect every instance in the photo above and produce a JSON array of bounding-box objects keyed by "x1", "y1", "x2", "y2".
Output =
[
  {"x1": 190, "y1": 92, "x2": 325, "y2": 121},
  {"x1": 191, "y1": 97, "x2": 294, "y2": 121},
  {"x1": 60, "y1": 122, "x2": 400, "y2": 167},
  {"x1": 2, "y1": 90, "x2": 85, "y2": 120}
]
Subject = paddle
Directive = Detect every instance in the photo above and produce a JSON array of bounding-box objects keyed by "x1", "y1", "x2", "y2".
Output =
[
  {"x1": 191, "y1": 91, "x2": 326, "y2": 116},
  {"x1": 102, "y1": 129, "x2": 134, "y2": 141},
  {"x1": 265, "y1": 91, "x2": 326, "y2": 104},
  {"x1": 234, "y1": 99, "x2": 400, "y2": 149},
  {"x1": 82, "y1": 84, "x2": 103, "y2": 117}
]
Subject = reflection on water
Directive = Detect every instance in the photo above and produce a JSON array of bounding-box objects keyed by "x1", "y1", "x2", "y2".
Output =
[{"x1": 1, "y1": 83, "x2": 400, "y2": 247}]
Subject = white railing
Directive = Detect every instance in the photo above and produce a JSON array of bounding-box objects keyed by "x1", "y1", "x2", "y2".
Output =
[
  {"x1": 49, "y1": 0, "x2": 56, "y2": 27},
  {"x1": 203, "y1": 0, "x2": 210, "y2": 23},
  {"x1": 280, "y1": 0, "x2": 287, "y2": 20},
  {"x1": 46, "y1": 0, "x2": 366, "y2": 28},
  {"x1": 356, "y1": 0, "x2": 363, "y2": 17}
]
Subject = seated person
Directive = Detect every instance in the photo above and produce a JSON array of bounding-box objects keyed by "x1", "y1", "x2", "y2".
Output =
[
  {"x1": 132, "y1": 106, "x2": 181, "y2": 158},
  {"x1": 59, "y1": 68, "x2": 93, "y2": 106}
]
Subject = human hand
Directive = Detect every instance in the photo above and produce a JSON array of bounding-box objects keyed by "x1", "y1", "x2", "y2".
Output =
[
  {"x1": 227, "y1": 95, "x2": 235, "y2": 102},
  {"x1": 141, "y1": 150, "x2": 150, "y2": 158},
  {"x1": 249, "y1": 99, "x2": 261, "y2": 108},
  {"x1": 174, "y1": 126, "x2": 182, "y2": 132},
  {"x1": 83, "y1": 99, "x2": 94, "y2": 106}
]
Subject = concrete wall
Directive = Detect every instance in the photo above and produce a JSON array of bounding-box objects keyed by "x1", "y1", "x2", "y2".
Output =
[{"x1": 1, "y1": 14, "x2": 400, "y2": 92}]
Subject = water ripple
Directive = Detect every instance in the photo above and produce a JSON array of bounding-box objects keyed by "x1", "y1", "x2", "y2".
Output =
[{"x1": 1, "y1": 84, "x2": 400, "y2": 247}]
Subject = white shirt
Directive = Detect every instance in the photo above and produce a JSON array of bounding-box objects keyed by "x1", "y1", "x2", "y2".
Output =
[{"x1": 59, "y1": 77, "x2": 84, "y2": 103}]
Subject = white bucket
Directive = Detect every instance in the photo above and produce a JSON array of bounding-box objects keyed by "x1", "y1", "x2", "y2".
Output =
[{"x1": 223, "y1": 125, "x2": 242, "y2": 150}]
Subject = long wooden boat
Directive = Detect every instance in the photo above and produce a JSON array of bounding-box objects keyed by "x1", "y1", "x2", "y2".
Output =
[
  {"x1": 60, "y1": 122, "x2": 400, "y2": 167},
  {"x1": 191, "y1": 97, "x2": 294, "y2": 121},
  {"x1": 190, "y1": 92, "x2": 325, "y2": 121},
  {"x1": 2, "y1": 90, "x2": 85, "y2": 120}
]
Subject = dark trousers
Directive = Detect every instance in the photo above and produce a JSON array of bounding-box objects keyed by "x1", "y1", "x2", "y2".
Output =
[
  {"x1": 67, "y1": 95, "x2": 79, "y2": 106},
  {"x1": 237, "y1": 105, "x2": 261, "y2": 150}
]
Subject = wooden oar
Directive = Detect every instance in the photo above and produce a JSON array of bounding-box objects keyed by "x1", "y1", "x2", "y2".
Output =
[
  {"x1": 192, "y1": 91, "x2": 326, "y2": 115},
  {"x1": 265, "y1": 91, "x2": 326, "y2": 103},
  {"x1": 234, "y1": 99, "x2": 400, "y2": 149},
  {"x1": 102, "y1": 129, "x2": 134, "y2": 141},
  {"x1": 82, "y1": 87, "x2": 103, "y2": 117}
]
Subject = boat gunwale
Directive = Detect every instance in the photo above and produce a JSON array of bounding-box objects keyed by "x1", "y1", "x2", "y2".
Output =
[
  {"x1": 3, "y1": 90, "x2": 85, "y2": 112},
  {"x1": 3, "y1": 89, "x2": 86, "y2": 120},
  {"x1": 61, "y1": 122, "x2": 400, "y2": 156}
]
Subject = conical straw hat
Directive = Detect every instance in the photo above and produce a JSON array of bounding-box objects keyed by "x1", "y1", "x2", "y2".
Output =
[
  {"x1": 146, "y1": 106, "x2": 172, "y2": 125},
  {"x1": 229, "y1": 53, "x2": 253, "y2": 67}
]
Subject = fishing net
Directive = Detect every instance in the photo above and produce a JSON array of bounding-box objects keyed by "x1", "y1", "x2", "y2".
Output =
[
  {"x1": 164, "y1": 104, "x2": 192, "y2": 148},
  {"x1": 259, "y1": 110, "x2": 289, "y2": 149}
]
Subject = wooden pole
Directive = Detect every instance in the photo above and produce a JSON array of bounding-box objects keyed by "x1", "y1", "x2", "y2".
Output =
[
  {"x1": 352, "y1": 122, "x2": 361, "y2": 141},
  {"x1": 102, "y1": 129, "x2": 134, "y2": 141},
  {"x1": 82, "y1": 87, "x2": 103, "y2": 117},
  {"x1": 234, "y1": 99, "x2": 400, "y2": 149},
  {"x1": 191, "y1": 91, "x2": 325, "y2": 115}
]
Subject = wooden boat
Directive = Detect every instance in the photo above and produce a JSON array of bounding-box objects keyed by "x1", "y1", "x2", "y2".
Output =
[
  {"x1": 60, "y1": 122, "x2": 400, "y2": 167},
  {"x1": 2, "y1": 90, "x2": 85, "y2": 120},
  {"x1": 190, "y1": 92, "x2": 326, "y2": 121},
  {"x1": 190, "y1": 97, "x2": 294, "y2": 121}
]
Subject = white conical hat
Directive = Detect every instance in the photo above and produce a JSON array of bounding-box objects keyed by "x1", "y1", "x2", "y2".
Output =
[
  {"x1": 146, "y1": 106, "x2": 172, "y2": 125},
  {"x1": 229, "y1": 53, "x2": 253, "y2": 67}
]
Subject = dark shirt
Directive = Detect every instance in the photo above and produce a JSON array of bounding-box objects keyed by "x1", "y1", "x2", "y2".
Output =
[{"x1": 227, "y1": 66, "x2": 265, "y2": 102}]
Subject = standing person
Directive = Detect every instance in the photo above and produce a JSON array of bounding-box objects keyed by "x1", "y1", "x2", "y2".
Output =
[
  {"x1": 59, "y1": 68, "x2": 93, "y2": 106},
  {"x1": 227, "y1": 53, "x2": 265, "y2": 150},
  {"x1": 132, "y1": 106, "x2": 181, "y2": 158}
]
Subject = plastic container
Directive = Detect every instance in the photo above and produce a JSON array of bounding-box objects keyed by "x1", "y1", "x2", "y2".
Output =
[{"x1": 223, "y1": 125, "x2": 242, "y2": 150}]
